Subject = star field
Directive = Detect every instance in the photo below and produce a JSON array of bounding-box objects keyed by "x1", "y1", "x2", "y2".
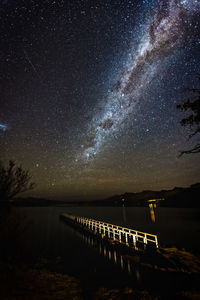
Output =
[{"x1": 1, "y1": 0, "x2": 200, "y2": 199}]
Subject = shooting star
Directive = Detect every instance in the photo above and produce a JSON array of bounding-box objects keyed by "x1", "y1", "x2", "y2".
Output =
[{"x1": 23, "y1": 48, "x2": 42, "y2": 81}]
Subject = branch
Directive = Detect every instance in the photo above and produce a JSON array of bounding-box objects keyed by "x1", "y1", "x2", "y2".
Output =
[
  {"x1": 182, "y1": 88, "x2": 200, "y2": 94},
  {"x1": 178, "y1": 143, "x2": 200, "y2": 157},
  {"x1": 0, "y1": 160, "x2": 36, "y2": 200},
  {"x1": 8, "y1": 182, "x2": 35, "y2": 200},
  {"x1": 188, "y1": 127, "x2": 200, "y2": 139}
]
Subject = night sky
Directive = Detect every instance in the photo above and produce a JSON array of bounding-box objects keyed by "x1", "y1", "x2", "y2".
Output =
[{"x1": 1, "y1": 0, "x2": 200, "y2": 200}]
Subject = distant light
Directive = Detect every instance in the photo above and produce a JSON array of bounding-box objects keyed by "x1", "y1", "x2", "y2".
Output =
[
  {"x1": 0, "y1": 124, "x2": 7, "y2": 132},
  {"x1": 148, "y1": 198, "x2": 164, "y2": 203}
]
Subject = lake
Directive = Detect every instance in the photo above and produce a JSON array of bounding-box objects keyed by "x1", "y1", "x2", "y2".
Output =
[{"x1": 14, "y1": 206, "x2": 200, "y2": 294}]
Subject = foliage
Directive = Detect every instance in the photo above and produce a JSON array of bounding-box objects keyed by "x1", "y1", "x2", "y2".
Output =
[
  {"x1": 0, "y1": 160, "x2": 35, "y2": 200},
  {"x1": 177, "y1": 76, "x2": 200, "y2": 156}
]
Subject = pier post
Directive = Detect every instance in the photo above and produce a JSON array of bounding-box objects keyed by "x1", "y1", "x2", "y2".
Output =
[
  {"x1": 125, "y1": 233, "x2": 129, "y2": 245},
  {"x1": 133, "y1": 235, "x2": 136, "y2": 248},
  {"x1": 144, "y1": 234, "x2": 147, "y2": 245},
  {"x1": 155, "y1": 236, "x2": 159, "y2": 248},
  {"x1": 119, "y1": 232, "x2": 122, "y2": 242}
]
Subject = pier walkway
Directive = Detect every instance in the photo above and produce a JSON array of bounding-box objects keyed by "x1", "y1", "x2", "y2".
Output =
[{"x1": 61, "y1": 213, "x2": 158, "y2": 249}]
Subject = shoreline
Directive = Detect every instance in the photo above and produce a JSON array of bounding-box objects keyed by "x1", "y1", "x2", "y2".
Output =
[{"x1": 1, "y1": 245, "x2": 200, "y2": 300}]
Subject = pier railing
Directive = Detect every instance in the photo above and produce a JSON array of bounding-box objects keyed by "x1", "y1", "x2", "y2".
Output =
[{"x1": 61, "y1": 213, "x2": 158, "y2": 249}]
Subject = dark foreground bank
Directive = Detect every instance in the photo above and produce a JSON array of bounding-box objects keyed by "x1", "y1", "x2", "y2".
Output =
[
  {"x1": 1, "y1": 246, "x2": 200, "y2": 300},
  {"x1": 0, "y1": 261, "x2": 156, "y2": 300}
]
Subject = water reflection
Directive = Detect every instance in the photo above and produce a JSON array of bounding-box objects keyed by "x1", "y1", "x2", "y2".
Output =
[
  {"x1": 121, "y1": 198, "x2": 157, "y2": 224},
  {"x1": 122, "y1": 203, "x2": 127, "y2": 226},
  {"x1": 148, "y1": 198, "x2": 164, "y2": 223},
  {"x1": 149, "y1": 203, "x2": 156, "y2": 223},
  {"x1": 80, "y1": 231, "x2": 141, "y2": 281}
]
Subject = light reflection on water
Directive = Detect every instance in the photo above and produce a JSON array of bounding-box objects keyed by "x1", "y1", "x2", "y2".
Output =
[
  {"x1": 76, "y1": 228, "x2": 141, "y2": 280},
  {"x1": 19, "y1": 206, "x2": 200, "y2": 254},
  {"x1": 149, "y1": 204, "x2": 156, "y2": 223},
  {"x1": 14, "y1": 206, "x2": 200, "y2": 293},
  {"x1": 67, "y1": 205, "x2": 200, "y2": 252}
]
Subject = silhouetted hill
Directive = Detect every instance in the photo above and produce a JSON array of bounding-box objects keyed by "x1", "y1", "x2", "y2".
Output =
[
  {"x1": 11, "y1": 197, "x2": 70, "y2": 207},
  {"x1": 3, "y1": 183, "x2": 200, "y2": 207},
  {"x1": 89, "y1": 183, "x2": 200, "y2": 207}
]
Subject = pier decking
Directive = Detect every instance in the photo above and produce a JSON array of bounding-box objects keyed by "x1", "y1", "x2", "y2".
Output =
[{"x1": 61, "y1": 213, "x2": 158, "y2": 249}]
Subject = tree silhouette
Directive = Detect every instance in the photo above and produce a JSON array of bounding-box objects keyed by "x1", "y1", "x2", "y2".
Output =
[
  {"x1": 0, "y1": 160, "x2": 35, "y2": 200},
  {"x1": 177, "y1": 75, "x2": 200, "y2": 156}
]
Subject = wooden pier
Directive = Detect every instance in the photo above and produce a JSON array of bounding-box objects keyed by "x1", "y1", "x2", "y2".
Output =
[{"x1": 61, "y1": 213, "x2": 158, "y2": 249}]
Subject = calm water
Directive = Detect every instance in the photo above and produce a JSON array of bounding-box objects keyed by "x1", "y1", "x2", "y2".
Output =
[{"x1": 16, "y1": 206, "x2": 200, "y2": 292}]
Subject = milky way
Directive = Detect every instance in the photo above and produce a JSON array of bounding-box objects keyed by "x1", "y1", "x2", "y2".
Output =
[
  {"x1": 77, "y1": 0, "x2": 199, "y2": 163},
  {"x1": 1, "y1": 0, "x2": 200, "y2": 198}
]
